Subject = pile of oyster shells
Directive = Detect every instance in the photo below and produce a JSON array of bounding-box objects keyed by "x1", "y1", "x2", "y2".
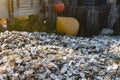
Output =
[{"x1": 0, "y1": 31, "x2": 120, "y2": 80}]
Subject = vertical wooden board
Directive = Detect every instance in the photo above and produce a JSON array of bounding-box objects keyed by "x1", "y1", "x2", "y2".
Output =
[
  {"x1": 14, "y1": 0, "x2": 31, "y2": 17},
  {"x1": 0, "y1": 0, "x2": 8, "y2": 18},
  {"x1": 64, "y1": 0, "x2": 70, "y2": 6},
  {"x1": 13, "y1": 0, "x2": 20, "y2": 17}
]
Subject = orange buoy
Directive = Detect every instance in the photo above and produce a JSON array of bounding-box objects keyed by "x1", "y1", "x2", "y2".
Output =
[{"x1": 54, "y1": 2, "x2": 65, "y2": 13}]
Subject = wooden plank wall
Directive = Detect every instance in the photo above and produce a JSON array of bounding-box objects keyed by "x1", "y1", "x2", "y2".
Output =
[
  {"x1": 0, "y1": 0, "x2": 41, "y2": 19},
  {"x1": 13, "y1": 0, "x2": 40, "y2": 17}
]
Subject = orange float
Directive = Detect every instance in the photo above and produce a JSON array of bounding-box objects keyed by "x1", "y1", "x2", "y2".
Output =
[{"x1": 54, "y1": 2, "x2": 65, "y2": 13}]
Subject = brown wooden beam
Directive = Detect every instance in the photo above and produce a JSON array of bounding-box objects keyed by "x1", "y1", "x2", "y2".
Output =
[{"x1": 7, "y1": 0, "x2": 14, "y2": 24}]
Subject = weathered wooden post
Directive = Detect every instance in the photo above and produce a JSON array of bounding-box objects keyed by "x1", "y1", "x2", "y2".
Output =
[{"x1": 8, "y1": 0, "x2": 14, "y2": 24}]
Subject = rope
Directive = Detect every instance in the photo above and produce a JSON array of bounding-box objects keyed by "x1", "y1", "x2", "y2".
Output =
[{"x1": 107, "y1": 1, "x2": 119, "y2": 29}]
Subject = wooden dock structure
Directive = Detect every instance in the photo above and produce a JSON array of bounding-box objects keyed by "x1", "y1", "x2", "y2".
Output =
[{"x1": 0, "y1": 0, "x2": 119, "y2": 36}]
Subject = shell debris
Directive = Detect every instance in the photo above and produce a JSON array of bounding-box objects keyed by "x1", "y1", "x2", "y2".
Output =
[{"x1": 0, "y1": 31, "x2": 120, "y2": 79}]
